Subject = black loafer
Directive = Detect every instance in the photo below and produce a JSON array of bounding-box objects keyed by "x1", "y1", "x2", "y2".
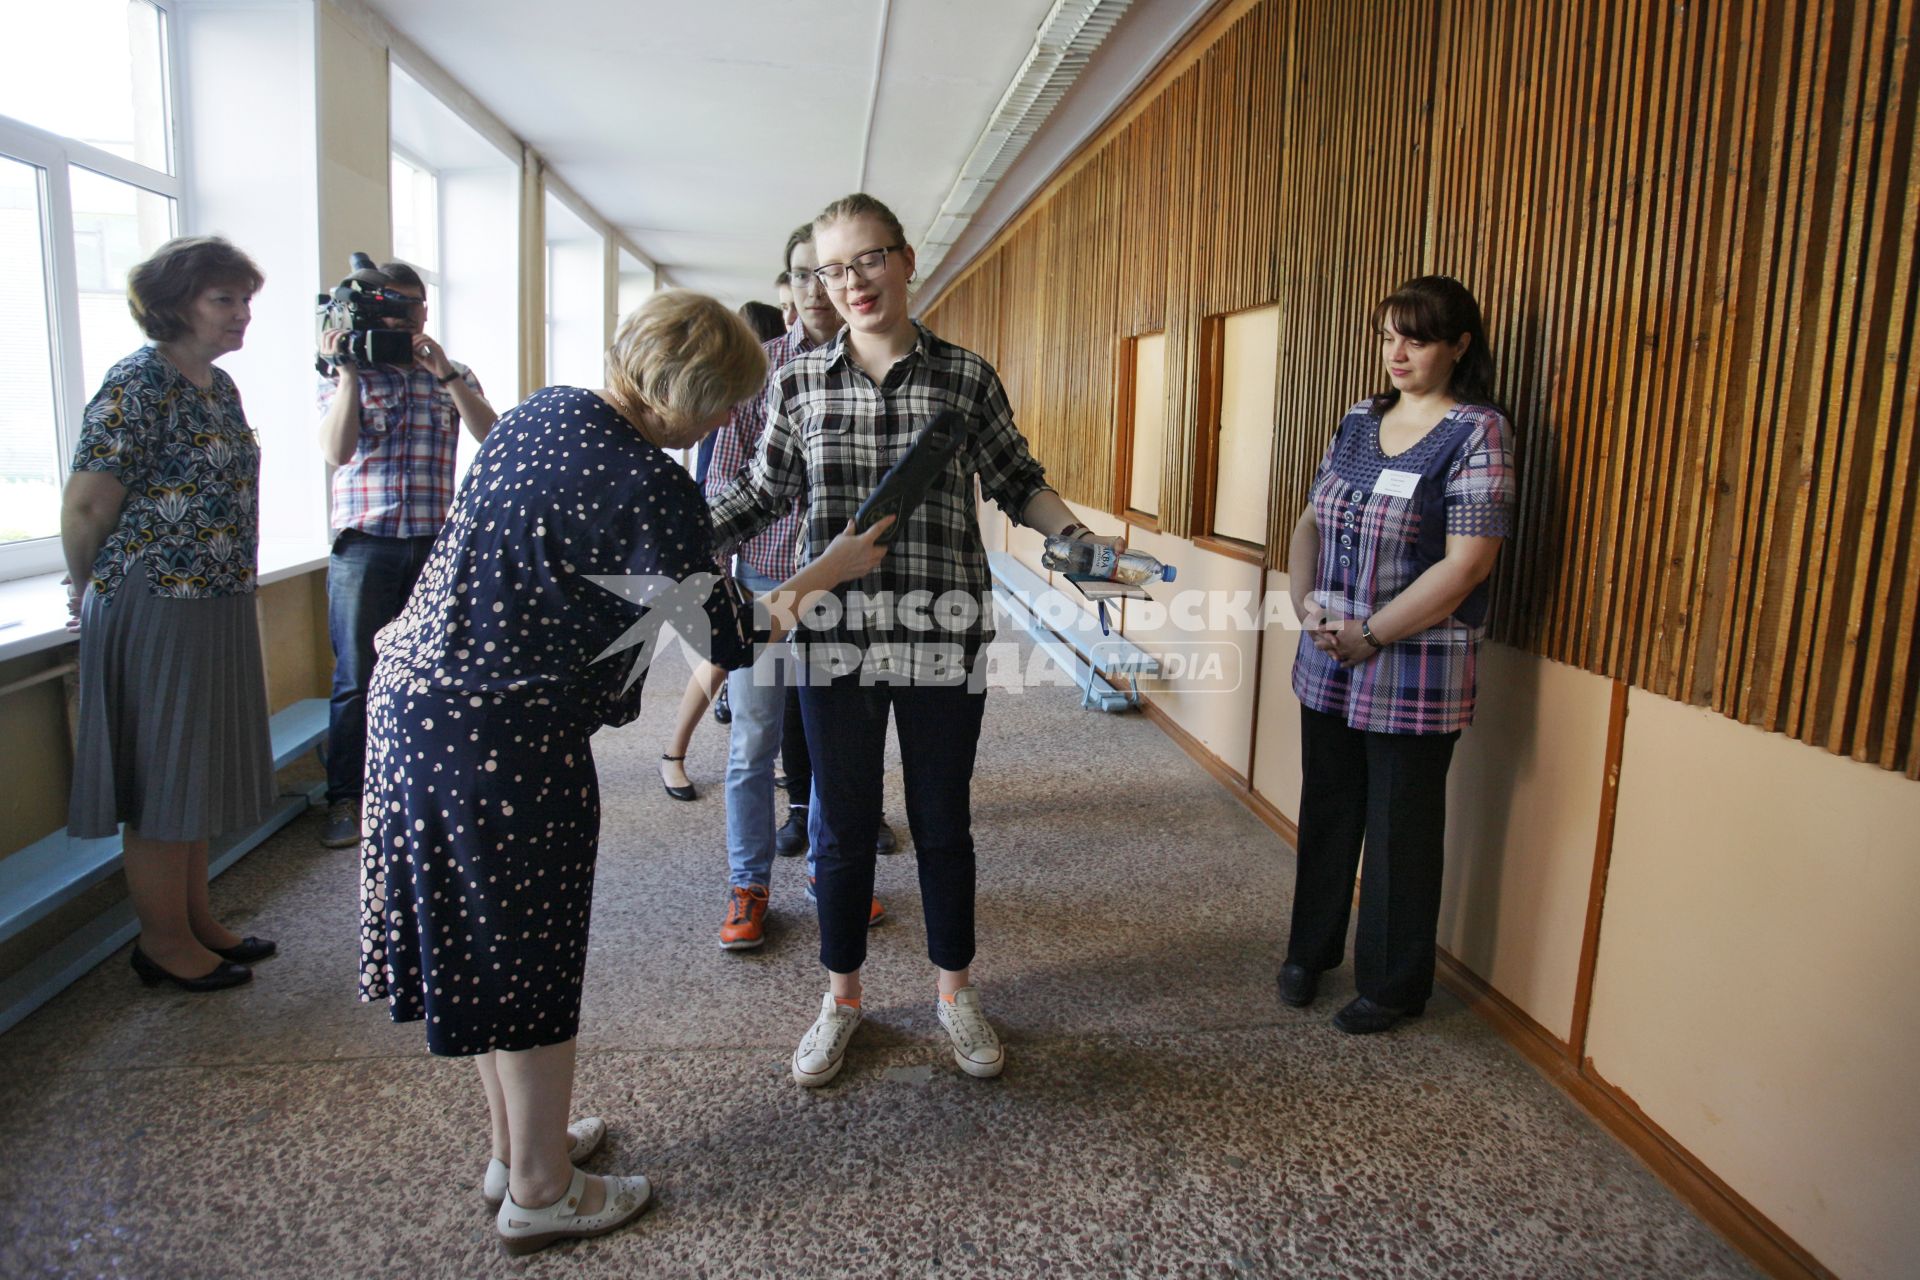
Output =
[
  {"x1": 875, "y1": 821, "x2": 898, "y2": 856},
  {"x1": 130, "y1": 946, "x2": 252, "y2": 992},
  {"x1": 213, "y1": 936, "x2": 277, "y2": 964},
  {"x1": 1332, "y1": 995, "x2": 1425, "y2": 1035},
  {"x1": 711, "y1": 686, "x2": 732, "y2": 725},
  {"x1": 1276, "y1": 962, "x2": 1319, "y2": 1007}
]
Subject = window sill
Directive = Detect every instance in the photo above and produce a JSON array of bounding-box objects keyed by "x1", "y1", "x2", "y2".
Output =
[{"x1": 0, "y1": 537, "x2": 333, "y2": 665}]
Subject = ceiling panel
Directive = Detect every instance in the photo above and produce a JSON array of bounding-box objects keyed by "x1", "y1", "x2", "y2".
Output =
[{"x1": 365, "y1": 0, "x2": 1080, "y2": 307}]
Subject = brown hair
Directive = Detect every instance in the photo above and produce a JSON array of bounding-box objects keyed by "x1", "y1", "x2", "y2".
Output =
[
  {"x1": 127, "y1": 236, "x2": 265, "y2": 342},
  {"x1": 1369, "y1": 275, "x2": 1498, "y2": 409},
  {"x1": 813, "y1": 194, "x2": 907, "y2": 251},
  {"x1": 738, "y1": 301, "x2": 784, "y2": 343},
  {"x1": 782, "y1": 220, "x2": 815, "y2": 273},
  {"x1": 605, "y1": 289, "x2": 767, "y2": 431}
]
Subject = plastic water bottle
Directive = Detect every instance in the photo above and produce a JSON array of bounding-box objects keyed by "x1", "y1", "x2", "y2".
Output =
[{"x1": 1041, "y1": 536, "x2": 1177, "y2": 585}]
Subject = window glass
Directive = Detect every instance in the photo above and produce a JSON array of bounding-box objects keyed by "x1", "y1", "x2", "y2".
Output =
[
  {"x1": 0, "y1": 155, "x2": 62, "y2": 546},
  {"x1": 0, "y1": 1, "x2": 170, "y2": 174},
  {"x1": 1128, "y1": 332, "x2": 1166, "y2": 517},
  {"x1": 1212, "y1": 305, "x2": 1278, "y2": 545},
  {"x1": 69, "y1": 165, "x2": 175, "y2": 396},
  {"x1": 390, "y1": 152, "x2": 438, "y2": 275}
]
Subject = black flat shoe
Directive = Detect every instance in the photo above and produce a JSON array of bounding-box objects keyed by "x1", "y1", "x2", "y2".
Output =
[
  {"x1": 875, "y1": 821, "x2": 899, "y2": 856},
  {"x1": 130, "y1": 946, "x2": 252, "y2": 992},
  {"x1": 659, "y1": 754, "x2": 697, "y2": 802},
  {"x1": 1332, "y1": 995, "x2": 1425, "y2": 1035},
  {"x1": 1276, "y1": 962, "x2": 1319, "y2": 1007},
  {"x1": 775, "y1": 807, "x2": 808, "y2": 857},
  {"x1": 213, "y1": 936, "x2": 277, "y2": 964},
  {"x1": 711, "y1": 686, "x2": 732, "y2": 725}
]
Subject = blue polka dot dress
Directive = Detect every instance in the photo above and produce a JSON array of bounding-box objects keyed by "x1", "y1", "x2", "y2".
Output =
[{"x1": 357, "y1": 386, "x2": 756, "y2": 1056}]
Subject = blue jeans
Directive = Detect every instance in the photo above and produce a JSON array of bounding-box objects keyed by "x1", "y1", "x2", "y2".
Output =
[
  {"x1": 799, "y1": 676, "x2": 985, "y2": 973},
  {"x1": 725, "y1": 572, "x2": 792, "y2": 890},
  {"x1": 327, "y1": 529, "x2": 436, "y2": 803}
]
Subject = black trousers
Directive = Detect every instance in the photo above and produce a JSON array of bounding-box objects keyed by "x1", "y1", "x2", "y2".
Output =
[
  {"x1": 781, "y1": 682, "x2": 810, "y2": 800},
  {"x1": 1285, "y1": 704, "x2": 1460, "y2": 1009},
  {"x1": 798, "y1": 677, "x2": 985, "y2": 974}
]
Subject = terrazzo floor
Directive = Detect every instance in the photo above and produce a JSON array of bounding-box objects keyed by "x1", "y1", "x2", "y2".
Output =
[{"x1": 0, "y1": 632, "x2": 1760, "y2": 1278}]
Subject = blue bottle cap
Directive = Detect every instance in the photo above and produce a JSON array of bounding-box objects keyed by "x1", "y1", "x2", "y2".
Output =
[{"x1": 1162, "y1": 565, "x2": 1177, "y2": 582}]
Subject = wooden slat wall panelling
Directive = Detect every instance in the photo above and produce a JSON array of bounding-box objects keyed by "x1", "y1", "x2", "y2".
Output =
[
  {"x1": 919, "y1": 0, "x2": 1920, "y2": 776},
  {"x1": 1675, "y1": 1, "x2": 1765, "y2": 710},
  {"x1": 1809, "y1": 0, "x2": 1918, "y2": 759}
]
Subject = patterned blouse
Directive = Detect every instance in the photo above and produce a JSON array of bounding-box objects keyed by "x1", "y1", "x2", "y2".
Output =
[
  {"x1": 1292, "y1": 399, "x2": 1516, "y2": 735},
  {"x1": 709, "y1": 322, "x2": 1052, "y2": 682},
  {"x1": 71, "y1": 346, "x2": 260, "y2": 602}
]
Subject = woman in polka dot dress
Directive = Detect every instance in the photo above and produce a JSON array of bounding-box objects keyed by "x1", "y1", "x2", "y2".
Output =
[{"x1": 356, "y1": 290, "x2": 892, "y2": 1255}]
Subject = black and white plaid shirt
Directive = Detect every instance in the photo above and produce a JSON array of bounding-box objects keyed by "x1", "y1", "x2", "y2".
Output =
[{"x1": 710, "y1": 321, "x2": 1051, "y2": 681}]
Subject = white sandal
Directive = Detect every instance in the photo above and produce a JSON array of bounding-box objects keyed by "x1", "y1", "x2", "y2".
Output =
[
  {"x1": 481, "y1": 1116, "x2": 608, "y2": 1209},
  {"x1": 496, "y1": 1166, "x2": 652, "y2": 1256}
]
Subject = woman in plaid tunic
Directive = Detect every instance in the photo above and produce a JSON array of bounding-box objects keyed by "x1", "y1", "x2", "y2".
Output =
[{"x1": 1277, "y1": 276, "x2": 1518, "y2": 1035}]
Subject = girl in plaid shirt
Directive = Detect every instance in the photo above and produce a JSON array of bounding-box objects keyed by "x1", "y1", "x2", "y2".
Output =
[
  {"x1": 1277, "y1": 276, "x2": 1517, "y2": 1035},
  {"x1": 711, "y1": 194, "x2": 1122, "y2": 1087}
]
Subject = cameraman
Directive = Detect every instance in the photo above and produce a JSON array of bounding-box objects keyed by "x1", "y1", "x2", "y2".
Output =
[{"x1": 316, "y1": 260, "x2": 497, "y2": 848}]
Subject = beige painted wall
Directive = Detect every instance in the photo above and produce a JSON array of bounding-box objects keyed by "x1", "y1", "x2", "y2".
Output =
[
  {"x1": 1588, "y1": 690, "x2": 1920, "y2": 1280},
  {"x1": 316, "y1": 4, "x2": 391, "y2": 278},
  {"x1": 1213, "y1": 306, "x2": 1278, "y2": 545},
  {"x1": 1117, "y1": 527, "x2": 1261, "y2": 779},
  {"x1": 1438, "y1": 646, "x2": 1613, "y2": 1043},
  {"x1": 1251, "y1": 568, "x2": 1304, "y2": 824},
  {"x1": 1129, "y1": 333, "x2": 1166, "y2": 516}
]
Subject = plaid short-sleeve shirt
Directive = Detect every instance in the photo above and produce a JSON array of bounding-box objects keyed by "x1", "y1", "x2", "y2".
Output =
[
  {"x1": 319, "y1": 362, "x2": 483, "y2": 537},
  {"x1": 709, "y1": 322, "x2": 1051, "y2": 681},
  {"x1": 701, "y1": 323, "x2": 818, "y2": 580},
  {"x1": 1291, "y1": 400, "x2": 1517, "y2": 734}
]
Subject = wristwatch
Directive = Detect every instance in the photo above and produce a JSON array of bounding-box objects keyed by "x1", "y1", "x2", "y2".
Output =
[
  {"x1": 435, "y1": 366, "x2": 461, "y2": 385},
  {"x1": 1059, "y1": 522, "x2": 1092, "y2": 542},
  {"x1": 1360, "y1": 620, "x2": 1384, "y2": 650}
]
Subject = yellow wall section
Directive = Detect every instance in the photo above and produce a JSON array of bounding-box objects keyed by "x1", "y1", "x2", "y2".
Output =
[
  {"x1": 1438, "y1": 647, "x2": 1613, "y2": 1044},
  {"x1": 1587, "y1": 690, "x2": 1920, "y2": 1280},
  {"x1": 316, "y1": 3, "x2": 391, "y2": 277}
]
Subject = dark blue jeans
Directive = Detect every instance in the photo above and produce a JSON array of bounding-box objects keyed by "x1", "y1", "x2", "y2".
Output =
[
  {"x1": 798, "y1": 677, "x2": 986, "y2": 974},
  {"x1": 327, "y1": 529, "x2": 437, "y2": 803}
]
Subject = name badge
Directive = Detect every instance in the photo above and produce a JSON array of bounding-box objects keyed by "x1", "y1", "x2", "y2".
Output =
[{"x1": 1372, "y1": 469, "x2": 1420, "y2": 499}]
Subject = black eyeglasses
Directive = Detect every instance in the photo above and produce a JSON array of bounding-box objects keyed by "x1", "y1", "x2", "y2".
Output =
[{"x1": 811, "y1": 244, "x2": 904, "y2": 291}]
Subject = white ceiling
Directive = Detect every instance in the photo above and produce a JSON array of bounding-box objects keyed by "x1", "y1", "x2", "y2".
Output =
[{"x1": 366, "y1": 0, "x2": 1074, "y2": 308}]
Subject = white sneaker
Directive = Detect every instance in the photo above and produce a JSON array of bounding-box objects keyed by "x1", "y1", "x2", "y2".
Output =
[
  {"x1": 937, "y1": 987, "x2": 1005, "y2": 1078},
  {"x1": 496, "y1": 1167, "x2": 651, "y2": 1256},
  {"x1": 481, "y1": 1116, "x2": 608, "y2": 1209},
  {"x1": 792, "y1": 991, "x2": 862, "y2": 1087}
]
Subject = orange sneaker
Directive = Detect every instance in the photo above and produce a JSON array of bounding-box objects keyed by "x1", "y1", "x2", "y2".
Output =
[
  {"x1": 805, "y1": 877, "x2": 886, "y2": 927},
  {"x1": 719, "y1": 884, "x2": 770, "y2": 950}
]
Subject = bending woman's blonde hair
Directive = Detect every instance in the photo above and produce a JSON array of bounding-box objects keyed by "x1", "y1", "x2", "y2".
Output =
[{"x1": 605, "y1": 289, "x2": 766, "y2": 430}]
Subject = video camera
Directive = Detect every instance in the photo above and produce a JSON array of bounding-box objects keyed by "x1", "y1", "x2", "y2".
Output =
[{"x1": 315, "y1": 252, "x2": 416, "y2": 374}]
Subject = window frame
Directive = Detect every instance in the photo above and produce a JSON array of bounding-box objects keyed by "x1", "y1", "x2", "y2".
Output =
[
  {"x1": 1114, "y1": 330, "x2": 1166, "y2": 534},
  {"x1": 0, "y1": 0, "x2": 186, "y2": 581},
  {"x1": 1190, "y1": 306, "x2": 1276, "y2": 565}
]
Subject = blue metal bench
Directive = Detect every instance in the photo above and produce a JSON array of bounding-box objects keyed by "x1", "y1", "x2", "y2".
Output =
[
  {"x1": 0, "y1": 697, "x2": 329, "y2": 1034},
  {"x1": 989, "y1": 551, "x2": 1160, "y2": 712}
]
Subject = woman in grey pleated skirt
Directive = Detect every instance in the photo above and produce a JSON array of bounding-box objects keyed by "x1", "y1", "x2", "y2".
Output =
[{"x1": 61, "y1": 236, "x2": 279, "y2": 992}]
